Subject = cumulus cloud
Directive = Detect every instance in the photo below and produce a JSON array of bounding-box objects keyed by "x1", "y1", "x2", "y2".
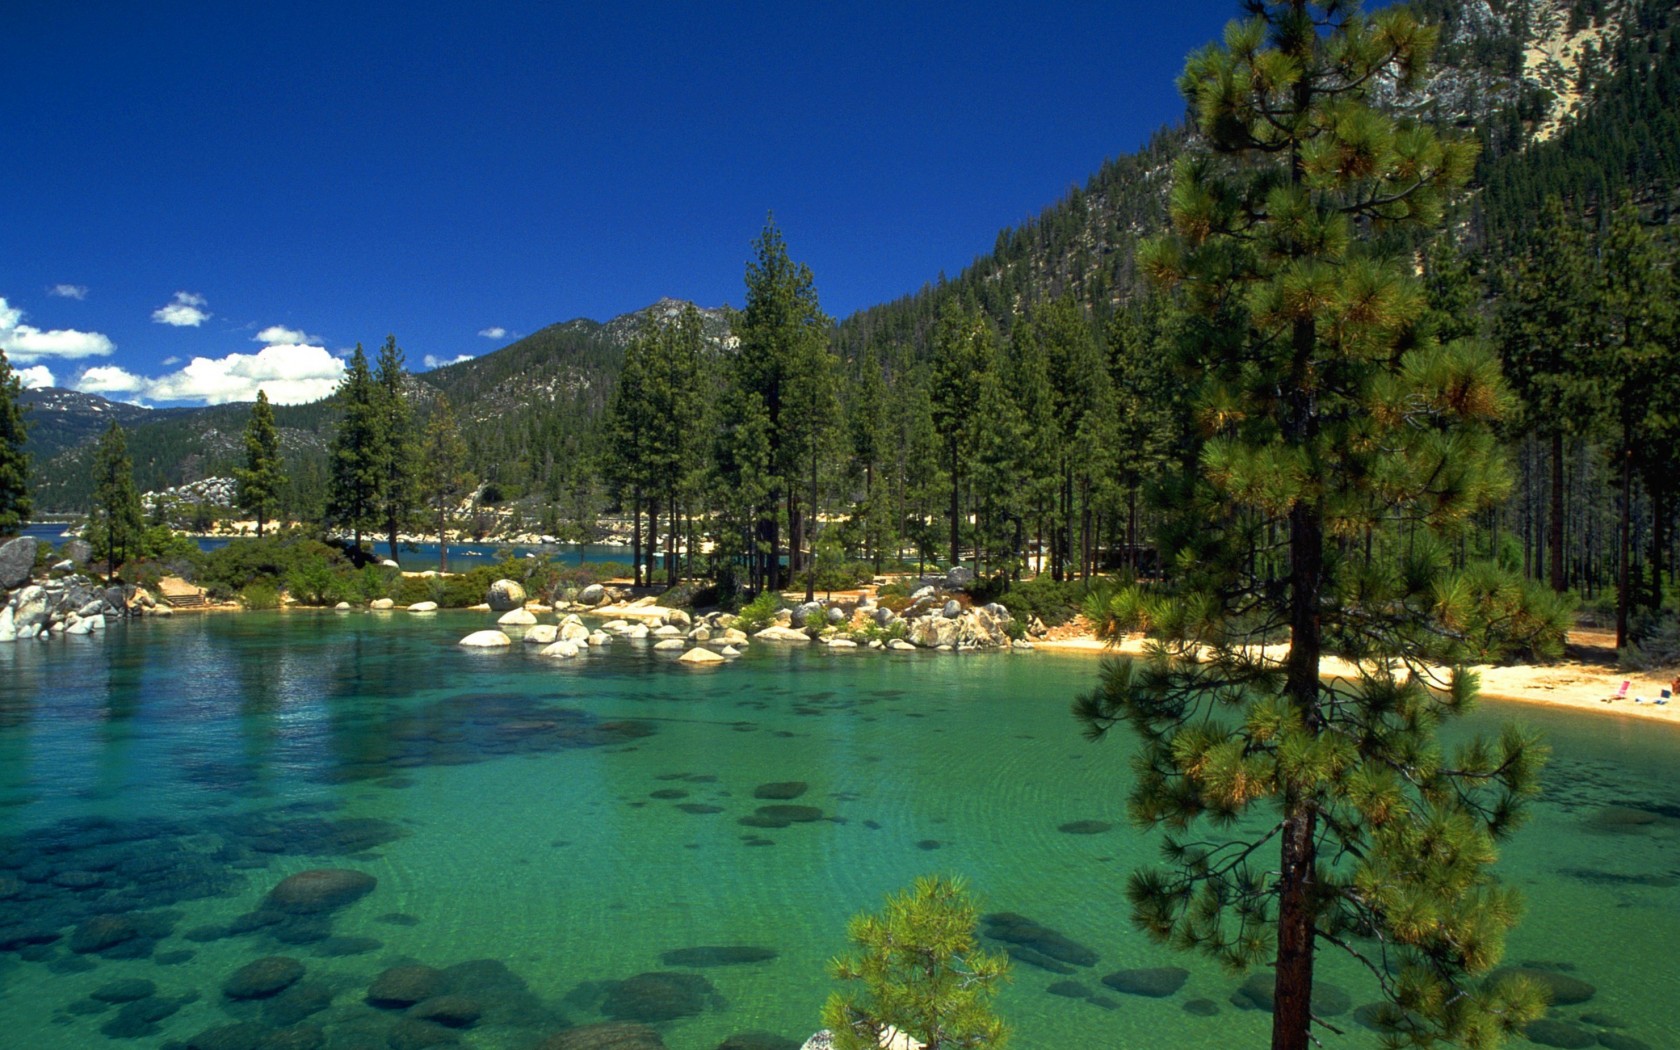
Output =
[
  {"x1": 0, "y1": 296, "x2": 116, "y2": 362},
  {"x1": 49, "y1": 284, "x2": 88, "y2": 300},
  {"x1": 16, "y1": 365, "x2": 56, "y2": 389},
  {"x1": 477, "y1": 326, "x2": 507, "y2": 340},
  {"x1": 423, "y1": 353, "x2": 474, "y2": 370},
  {"x1": 73, "y1": 344, "x2": 346, "y2": 406},
  {"x1": 255, "y1": 324, "x2": 320, "y2": 345},
  {"x1": 152, "y1": 291, "x2": 211, "y2": 327},
  {"x1": 75, "y1": 365, "x2": 146, "y2": 395}
]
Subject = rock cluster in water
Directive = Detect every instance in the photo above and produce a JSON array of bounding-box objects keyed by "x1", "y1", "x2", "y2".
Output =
[{"x1": 0, "y1": 536, "x2": 162, "y2": 642}]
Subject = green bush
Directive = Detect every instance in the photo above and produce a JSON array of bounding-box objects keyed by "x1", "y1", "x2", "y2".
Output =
[
  {"x1": 1621, "y1": 610, "x2": 1680, "y2": 672},
  {"x1": 733, "y1": 590, "x2": 784, "y2": 632},
  {"x1": 822, "y1": 875, "x2": 1010, "y2": 1050},
  {"x1": 196, "y1": 534, "x2": 352, "y2": 600},
  {"x1": 987, "y1": 574, "x2": 1094, "y2": 627},
  {"x1": 239, "y1": 582, "x2": 280, "y2": 609}
]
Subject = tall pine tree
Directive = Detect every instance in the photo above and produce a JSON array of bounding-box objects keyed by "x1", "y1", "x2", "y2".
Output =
[
  {"x1": 419, "y1": 394, "x2": 471, "y2": 573},
  {"x1": 374, "y1": 335, "x2": 415, "y2": 564},
  {"x1": 90, "y1": 421, "x2": 144, "y2": 579},
  {"x1": 326, "y1": 344, "x2": 381, "y2": 554},
  {"x1": 235, "y1": 389, "x2": 285, "y2": 539},
  {"x1": 0, "y1": 347, "x2": 30, "y2": 536},
  {"x1": 1076, "y1": 5, "x2": 1546, "y2": 1048}
]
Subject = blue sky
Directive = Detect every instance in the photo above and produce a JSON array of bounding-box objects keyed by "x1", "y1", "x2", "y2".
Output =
[{"x1": 3, "y1": 1, "x2": 1242, "y2": 406}]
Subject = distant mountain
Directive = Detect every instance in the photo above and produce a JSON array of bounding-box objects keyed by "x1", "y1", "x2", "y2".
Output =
[
  {"x1": 25, "y1": 0, "x2": 1673, "y2": 515},
  {"x1": 25, "y1": 299, "x2": 730, "y2": 512},
  {"x1": 838, "y1": 0, "x2": 1672, "y2": 357},
  {"x1": 19, "y1": 387, "x2": 166, "y2": 463}
]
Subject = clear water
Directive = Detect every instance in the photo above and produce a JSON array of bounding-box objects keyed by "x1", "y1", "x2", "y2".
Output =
[{"x1": 0, "y1": 612, "x2": 1675, "y2": 1049}]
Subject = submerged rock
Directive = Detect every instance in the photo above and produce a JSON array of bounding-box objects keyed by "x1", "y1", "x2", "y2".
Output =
[
  {"x1": 659, "y1": 946, "x2": 778, "y2": 967},
  {"x1": 368, "y1": 964, "x2": 447, "y2": 1008},
  {"x1": 1102, "y1": 966, "x2": 1189, "y2": 998},
  {"x1": 980, "y1": 912, "x2": 1098, "y2": 968},
  {"x1": 223, "y1": 956, "x2": 305, "y2": 999},
  {"x1": 601, "y1": 971, "x2": 718, "y2": 1022},
  {"x1": 1523, "y1": 1019, "x2": 1598, "y2": 1049},
  {"x1": 265, "y1": 869, "x2": 377, "y2": 914},
  {"x1": 1493, "y1": 966, "x2": 1597, "y2": 1006},
  {"x1": 536, "y1": 1022, "x2": 667, "y2": 1049}
]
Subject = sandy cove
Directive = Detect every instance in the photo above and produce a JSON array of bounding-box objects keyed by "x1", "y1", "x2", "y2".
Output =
[{"x1": 1034, "y1": 623, "x2": 1680, "y2": 725}]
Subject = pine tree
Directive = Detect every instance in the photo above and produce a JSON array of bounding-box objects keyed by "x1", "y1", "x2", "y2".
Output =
[
  {"x1": 326, "y1": 344, "x2": 381, "y2": 554},
  {"x1": 419, "y1": 395, "x2": 471, "y2": 573},
  {"x1": 90, "y1": 421, "x2": 144, "y2": 579},
  {"x1": 822, "y1": 875, "x2": 1010, "y2": 1050},
  {"x1": 928, "y1": 304, "x2": 992, "y2": 569},
  {"x1": 374, "y1": 335, "x2": 415, "y2": 564},
  {"x1": 1075, "y1": 6, "x2": 1547, "y2": 1049},
  {"x1": 1598, "y1": 198, "x2": 1676, "y2": 645},
  {"x1": 234, "y1": 389, "x2": 286, "y2": 539},
  {"x1": 731, "y1": 217, "x2": 832, "y2": 590},
  {"x1": 1495, "y1": 197, "x2": 1599, "y2": 594},
  {"x1": 0, "y1": 347, "x2": 30, "y2": 537}
]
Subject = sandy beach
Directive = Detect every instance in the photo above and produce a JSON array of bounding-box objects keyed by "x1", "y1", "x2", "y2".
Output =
[{"x1": 1034, "y1": 621, "x2": 1680, "y2": 725}]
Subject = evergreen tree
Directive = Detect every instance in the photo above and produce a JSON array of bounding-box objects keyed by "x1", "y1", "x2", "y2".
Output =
[
  {"x1": 326, "y1": 344, "x2": 381, "y2": 554},
  {"x1": 928, "y1": 304, "x2": 991, "y2": 569},
  {"x1": 846, "y1": 344, "x2": 892, "y2": 569},
  {"x1": 419, "y1": 395, "x2": 472, "y2": 573},
  {"x1": 1598, "y1": 198, "x2": 1675, "y2": 644},
  {"x1": 731, "y1": 217, "x2": 832, "y2": 590},
  {"x1": 822, "y1": 875, "x2": 1010, "y2": 1050},
  {"x1": 0, "y1": 347, "x2": 30, "y2": 536},
  {"x1": 1076, "y1": 6, "x2": 1546, "y2": 1049},
  {"x1": 603, "y1": 320, "x2": 658, "y2": 587},
  {"x1": 90, "y1": 421, "x2": 144, "y2": 579},
  {"x1": 1495, "y1": 197, "x2": 1599, "y2": 594},
  {"x1": 374, "y1": 335, "x2": 416, "y2": 564},
  {"x1": 234, "y1": 389, "x2": 286, "y2": 539}
]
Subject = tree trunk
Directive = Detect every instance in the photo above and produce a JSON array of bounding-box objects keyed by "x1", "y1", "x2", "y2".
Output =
[
  {"x1": 438, "y1": 503, "x2": 449, "y2": 574},
  {"x1": 948, "y1": 440, "x2": 961, "y2": 570},
  {"x1": 1549, "y1": 431, "x2": 1565, "y2": 592},
  {"x1": 1618, "y1": 446, "x2": 1632, "y2": 648},
  {"x1": 631, "y1": 489, "x2": 643, "y2": 589}
]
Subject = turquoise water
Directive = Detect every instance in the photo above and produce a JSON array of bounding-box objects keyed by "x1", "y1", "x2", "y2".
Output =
[{"x1": 0, "y1": 612, "x2": 1676, "y2": 1049}]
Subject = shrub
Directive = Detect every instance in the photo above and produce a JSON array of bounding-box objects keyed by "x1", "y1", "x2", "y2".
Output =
[
  {"x1": 822, "y1": 875, "x2": 1010, "y2": 1050},
  {"x1": 733, "y1": 590, "x2": 784, "y2": 632},
  {"x1": 1621, "y1": 610, "x2": 1680, "y2": 672},
  {"x1": 239, "y1": 582, "x2": 280, "y2": 609},
  {"x1": 986, "y1": 574, "x2": 1093, "y2": 627}
]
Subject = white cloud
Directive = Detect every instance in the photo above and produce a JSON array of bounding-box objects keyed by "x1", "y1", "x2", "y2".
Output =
[
  {"x1": 477, "y1": 326, "x2": 507, "y2": 339},
  {"x1": 16, "y1": 365, "x2": 55, "y2": 389},
  {"x1": 48, "y1": 284, "x2": 88, "y2": 300},
  {"x1": 73, "y1": 344, "x2": 346, "y2": 406},
  {"x1": 0, "y1": 296, "x2": 116, "y2": 362},
  {"x1": 423, "y1": 353, "x2": 474, "y2": 369},
  {"x1": 76, "y1": 365, "x2": 146, "y2": 395},
  {"x1": 152, "y1": 291, "x2": 210, "y2": 327},
  {"x1": 255, "y1": 324, "x2": 320, "y2": 345},
  {"x1": 161, "y1": 356, "x2": 180, "y2": 366}
]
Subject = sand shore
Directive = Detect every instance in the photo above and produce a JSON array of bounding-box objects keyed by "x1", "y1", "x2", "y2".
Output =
[{"x1": 1034, "y1": 624, "x2": 1680, "y2": 725}]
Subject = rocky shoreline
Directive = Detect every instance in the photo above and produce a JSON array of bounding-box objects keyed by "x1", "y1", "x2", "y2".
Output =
[{"x1": 0, "y1": 536, "x2": 172, "y2": 643}]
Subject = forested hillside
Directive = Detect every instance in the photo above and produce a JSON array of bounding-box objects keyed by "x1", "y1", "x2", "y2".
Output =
[{"x1": 16, "y1": 0, "x2": 1680, "y2": 657}]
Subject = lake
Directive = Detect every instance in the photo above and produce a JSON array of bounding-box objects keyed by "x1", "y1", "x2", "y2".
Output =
[
  {"x1": 17, "y1": 524, "x2": 633, "y2": 574},
  {"x1": 0, "y1": 611, "x2": 1675, "y2": 1049}
]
